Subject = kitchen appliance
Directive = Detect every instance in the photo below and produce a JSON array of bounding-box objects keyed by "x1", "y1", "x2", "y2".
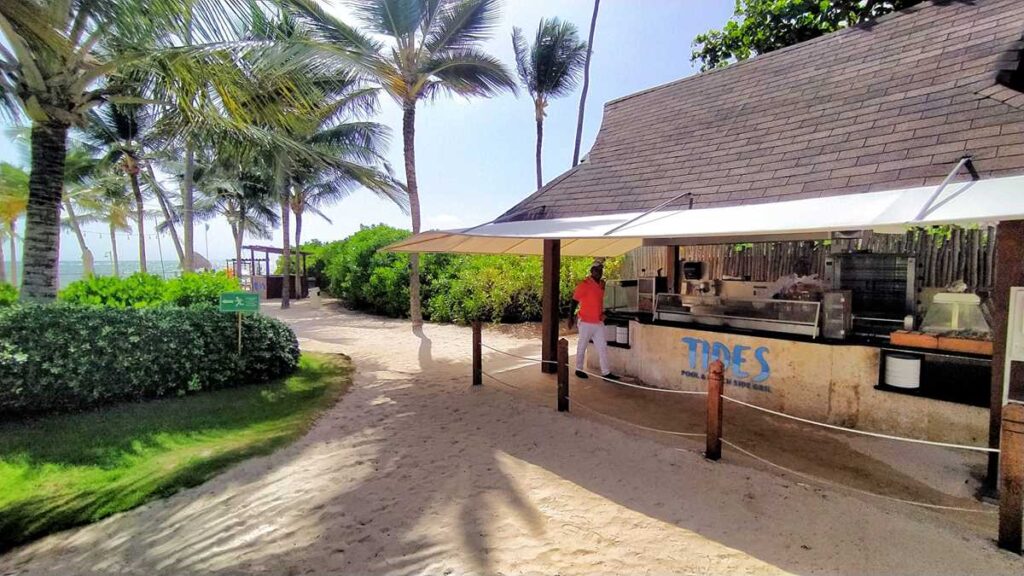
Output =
[
  {"x1": 637, "y1": 276, "x2": 668, "y2": 314},
  {"x1": 825, "y1": 253, "x2": 918, "y2": 339},
  {"x1": 822, "y1": 290, "x2": 853, "y2": 340},
  {"x1": 920, "y1": 293, "x2": 991, "y2": 336},
  {"x1": 654, "y1": 293, "x2": 821, "y2": 338},
  {"x1": 682, "y1": 261, "x2": 704, "y2": 280}
]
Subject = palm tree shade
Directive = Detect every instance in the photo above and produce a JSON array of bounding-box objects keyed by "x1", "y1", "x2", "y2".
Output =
[
  {"x1": 285, "y1": 0, "x2": 515, "y2": 323},
  {"x1": 573, "y1": 0, "x2": 600, "y2": 168},
  {"x1": 512, "y1": 18, "x2": 587, "y2": 190}
]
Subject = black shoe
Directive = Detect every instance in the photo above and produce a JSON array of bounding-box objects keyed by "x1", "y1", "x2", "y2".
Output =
[
  {"x1": 603, "y1": 373, "x2": 621, "y2": 381},
  {"x1": 574, "y1": 370, "x2": 589, "y2": 379}
]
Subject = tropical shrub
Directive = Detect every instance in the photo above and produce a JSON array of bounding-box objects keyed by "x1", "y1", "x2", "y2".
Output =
[
  {"x1": 319, "y1": 224, "x2": 620, "y2": 323},
  {"x1": 164, "y1": 271, "x2": 241, "y2": 307},
  {"x1": 0, "y1": 305, "x2": 299, "y2": 415},
  {"x1": 58, "y1": 271, "x2": 240, "y2": 308},
  {"x1": 0, "y1": 283, "x2": 17, "y2": 307}
]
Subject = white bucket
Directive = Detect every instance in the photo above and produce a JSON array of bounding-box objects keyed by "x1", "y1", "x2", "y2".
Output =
[
  {"x1": 616, "y1": 326, "x2": 629, "y2": 344},
  {"x1": 885, "y1": 354, "x2": 921, "y2": 389},
  {"x1": 604, "y1": 325, "x2": 617, "y2": 342}
]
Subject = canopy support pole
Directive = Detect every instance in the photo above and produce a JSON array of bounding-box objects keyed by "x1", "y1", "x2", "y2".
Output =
[
  {"x1": 604, "y1": 192, "x2": 692, "y2": 236},
  {"x1": 915, "y1": 155, "x2": 978, "y2": 221},
  {"x1": 542, "y1": 239, "x2": 561, "y2": 374},
  {"x1": 989, "y1": 220, "x2": 1024, "y2": 492}
]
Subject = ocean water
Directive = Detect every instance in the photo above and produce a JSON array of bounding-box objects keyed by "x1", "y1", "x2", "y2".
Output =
[{"x1": 57, "y1": 260, "x2": 184, "y2": 288}]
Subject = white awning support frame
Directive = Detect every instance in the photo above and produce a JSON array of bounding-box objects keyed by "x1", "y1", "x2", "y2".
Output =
[{"x1": 384, "y1": 174, "x2": 1024, "y2": 257}]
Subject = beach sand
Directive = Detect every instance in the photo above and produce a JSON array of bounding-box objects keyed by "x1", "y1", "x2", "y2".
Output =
[{"x1": 2, "y1": 300, "x2": 1022, "y2": 575}]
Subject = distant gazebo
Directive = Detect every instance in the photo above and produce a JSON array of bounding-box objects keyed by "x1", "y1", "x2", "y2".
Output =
[{"x1": 228, "y1": 245, "x2": 311, "y2": 299}]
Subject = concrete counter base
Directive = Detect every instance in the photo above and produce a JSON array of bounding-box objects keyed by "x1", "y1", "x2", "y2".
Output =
[{"x1": 587, "y1": 321, "x2": 988, "y2": 446}]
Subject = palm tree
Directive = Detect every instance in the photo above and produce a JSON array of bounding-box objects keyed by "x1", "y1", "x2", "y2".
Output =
[
  {"x1": 512, "y1": 18, "x2": 588, "y2": 189},
  {"x1": 62, "y1": 145, "x2": 101, "y2": 278},
  {"x1": 572, "y1": 0, "x2": 600, "y2": 167},
  {"x1": 79, "y1": 175, "x2": 133, "y2": 278},
  {"x1": 81, "y1": 102, "x2": 154, "y2": 273},
  {"x1": 0, "y1": 0, "x2": 270, "y2": 301},
  {"x1": 286, "y1": 0, "x2": 515, "y2": 323},
  {"x1": 194, "y1": 161, "x2": 279, "y2": 279},
  {"x1": 0, "y1": 164, "x2": 29, "y2": 286}
]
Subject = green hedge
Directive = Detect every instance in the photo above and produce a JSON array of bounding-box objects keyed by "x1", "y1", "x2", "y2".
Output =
[
  {"x1": 310, "y1": 224, "x2": 621, "y2": 324},
  {"x1": 0, "y1": 305, "x2": 299, "y2": 415},
  {"x1": 58, "y1": 271, "x2": 240, "y2": 308},
  {"x1": 0, "y1": 283, "x2": 16, "y2": 307}
]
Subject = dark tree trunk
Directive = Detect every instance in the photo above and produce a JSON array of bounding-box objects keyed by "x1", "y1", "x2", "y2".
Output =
[
  {"x1": 21, "y1": 121, "x2": 69, "y2": 301},
  {"x1": 535, "y1": 103, "x2": 544, "y2": 190},
  {"x1": 182, "y1": 143, "x2": 195, "y2": 271},
  {"x1": 129, "y1": 171, "x2": 147, "y2": 273},
  {"x1": 403, "y1": 103, "x2": 422, "y2": 325},
  {"x1": 278, "y1": 154, "x2": 291, "y2": 309},
  {"x1": 573, "y1": 0, "x2": 600, "y2": 167},
  {"x1": 146, "y1": 165, "x2": 184, "y2": 265}
]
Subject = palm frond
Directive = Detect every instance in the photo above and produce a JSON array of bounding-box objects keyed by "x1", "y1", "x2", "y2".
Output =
[
  {"x1": 420, "y1": 48, "x2": 515, "y2": 98},
  {"x1": 424, "y1": 0, "x2": 501, "y2": 53}
]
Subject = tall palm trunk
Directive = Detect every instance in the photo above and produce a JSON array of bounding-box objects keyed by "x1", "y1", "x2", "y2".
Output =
[
  {"x1": 0, "y1": 238, "x2": 5, "y2": 283},
  {"x1": 8, "y1": 222, "x2": 16, "y2": 287},
  {"x1": 22, "y1": 121, "x2": 69, "y2": 301},
  {"x1": 294, "y1": 208, "x2": 303, "y2": 250},
  {"x1": 534, "y1": 100, "x2": 545, "y2": 190},
  {"x1": 182, "y1": 143, "x2": 195, "y2": 271},
  {"x1": 403, "y1": 103, "x2": 423, "y2": 326},
  {"x1": 109, "y1": 222, "x2": 120, "y2": 278},
  {"x1": 573, "y1": 0, "x2": 600, "y2": 167},
  {"x1": 129, "y1": 172, "x2": 147, "y2": 273},
  {"x1": 232, "y1": 222, "x2": 244, "y2": 280},
  {"x1": 145, "y1": 166, "x2": 184, "y2": 265},
  {"x1": 277, "y1": 154, "x2": 291, "y2": 309},
  {"x1": 63, "y1": 199, "x2": 95, "y2": 277}
]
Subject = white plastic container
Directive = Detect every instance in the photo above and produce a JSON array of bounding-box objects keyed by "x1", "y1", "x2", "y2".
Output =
[
  {"x1": 885, "y1": 353, "x2": 922, "y2": 389},
  {"x1": 616, "y1": 326, "x2": 629, "y2": 344},
  {"x1": 604, "y1": 325, "x2": 617, "y2": 342}
]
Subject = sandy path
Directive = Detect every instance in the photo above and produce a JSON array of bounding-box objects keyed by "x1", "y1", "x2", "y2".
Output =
[{"x1": 1, "y1": 301, "x2": 1022, "y2": 575}]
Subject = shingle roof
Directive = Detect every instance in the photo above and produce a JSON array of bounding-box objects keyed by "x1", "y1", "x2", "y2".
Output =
[{"x1": 499, "y1": 0, "x2": 1024, "y2": 222}]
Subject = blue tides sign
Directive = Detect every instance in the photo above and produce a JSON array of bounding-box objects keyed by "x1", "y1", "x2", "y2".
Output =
[{"x1": 680, "y1": 337, "x2": 773, "y2": 392}]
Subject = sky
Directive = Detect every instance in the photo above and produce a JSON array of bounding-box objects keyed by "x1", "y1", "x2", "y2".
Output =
[{"x1": 0, "y1": 0, "x2": 736, "y2": 265}]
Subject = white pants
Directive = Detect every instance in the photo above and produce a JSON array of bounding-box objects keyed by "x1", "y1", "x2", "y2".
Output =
[{"x1": 576, "y1": 321, "x2": 610, "y2": 375}]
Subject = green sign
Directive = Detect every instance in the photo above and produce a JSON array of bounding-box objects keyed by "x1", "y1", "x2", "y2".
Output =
[{"x1": 219, "y1": 292, "x2": 260, "y2": 313}]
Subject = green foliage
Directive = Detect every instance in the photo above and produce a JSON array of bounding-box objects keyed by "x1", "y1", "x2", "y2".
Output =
[
  {"x1": 0, "y1": 284, "x2": 17, "y2": 307},
  {"x1": 0, "y1": 305, "x2": 300, "y2": 415},
  {"x1": 319, "y1": 224, "x2": 620, "y2": 324},
  {"x1": 0, "y1": 353, "x2": 351, "y2": 550},
  {"x1": 164, "y1": 272, "x2": 242, "y2": 307},
  {"x1": 691, "y1": 0, "x2": 923, "y2": 70},
  {"x1": 58, "y1": 271, "x2": 241, "y2": 308}
]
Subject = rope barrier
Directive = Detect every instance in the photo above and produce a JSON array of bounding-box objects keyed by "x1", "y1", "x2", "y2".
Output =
[
  {"x1": 571, "y1": 397, "x2": 705, "y2": 438},
  {"x1": 482, "y1": 370, "x2": 526, "y2": 391},
  {"x1": 480, "y1": 343, "x2": 558, "y2": 365},
  {"x1": 718, "y1": 439, "x2": 997, "y2": 514},
  {"x1": 575, "y1": 367, "x2": 707, "y2": 396},
  {"x1": 722, "y1": 395, "x2": 999, "y2": 453}
]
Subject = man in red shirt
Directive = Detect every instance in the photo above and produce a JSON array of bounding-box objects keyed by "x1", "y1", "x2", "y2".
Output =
[{"x1": 568, "y1": 261, "x2": 620, "y2": 380}]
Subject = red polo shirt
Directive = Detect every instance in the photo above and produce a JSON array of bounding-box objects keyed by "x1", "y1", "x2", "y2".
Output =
[{"x1": 573, "y1": 277, "x2": 605, "y2": 324}]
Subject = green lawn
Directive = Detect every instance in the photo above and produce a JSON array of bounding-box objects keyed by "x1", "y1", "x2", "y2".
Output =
[{"x1": 0, "y1": 352, "x2": 352, "y2": 551}]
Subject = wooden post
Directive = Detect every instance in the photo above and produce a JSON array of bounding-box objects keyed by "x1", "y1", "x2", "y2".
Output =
[
  {"x1": 541, "y1": 239, "x2": 561, "y2": 374},
  {"x1": 665, "y1": 245, "x2": 680, "y2": 293},
  {"x1": 472, "y1": 320, "x2": 482, "y2": 386},
  {"x1": 557, "y1": 338, "x2": 569, "y2": 412},
  {"x1": 999, "y1": 403, "x2": 1024, "y2": 553},
  {"x1": 706, "y1": 359, "x2": 725, "y2": 460},
  {"x1": 990, "y1": 221, "x2": 1024, "y2": 490}
]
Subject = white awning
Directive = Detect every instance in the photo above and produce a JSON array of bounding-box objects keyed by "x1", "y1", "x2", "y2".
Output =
[{"x1": 385, "y1": 174, "x2": 1024, "y2": 257}]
